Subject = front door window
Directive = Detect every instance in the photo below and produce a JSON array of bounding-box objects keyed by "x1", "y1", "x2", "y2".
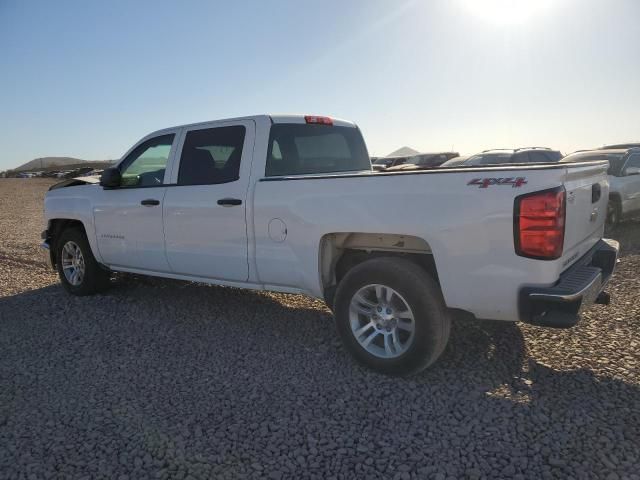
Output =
[{"x1": 119, "y1": 134, "x2": 175, "y2": 187}]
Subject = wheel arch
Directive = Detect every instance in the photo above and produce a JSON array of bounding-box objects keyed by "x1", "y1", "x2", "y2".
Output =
[
  {"x1": 319, "y1": 232, "x2": 439, "y2": 307},
  {"x1": 47, "y1": 218, "x2": 99, "y2": 267}
]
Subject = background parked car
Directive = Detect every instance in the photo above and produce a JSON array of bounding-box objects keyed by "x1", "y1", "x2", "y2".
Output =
[
  {"x1": 380, "y1": 152, "x2": 459, "y2": 171},
  {"x1": 601, "y1": 142, "x2": 640, "y2": 149},
  {"x1": 439, "y1": 155, "x2": 470, "y2": 167},
  {"x1": 561, "y1": 147, "x2": 640, "y2": 229},
  {"x1": 372, "y1": 155, "x2": 413, "y2": 171},
  {"x1": 455, "y1": 148, "x2": 563, "y2": 167}
]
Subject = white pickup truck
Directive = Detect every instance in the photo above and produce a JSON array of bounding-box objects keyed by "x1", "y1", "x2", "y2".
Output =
[{"x1": 42, "y1": 114, "x2": 619, "y2": 375}]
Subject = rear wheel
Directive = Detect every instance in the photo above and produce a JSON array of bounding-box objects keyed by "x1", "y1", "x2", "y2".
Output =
[
  {"x1": 334, "y1": 257, "x2": 451, "y2": 375},
  {"x1": 56, "y1": 228, "x2": 111, "y2": 295}
]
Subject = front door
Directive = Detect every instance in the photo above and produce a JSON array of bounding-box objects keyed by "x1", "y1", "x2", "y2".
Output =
[
  {"x1": 163, "y1": 120, "x2": 255, "y2": 281},
  {"x1": 93, "y1": 132, "x2": 178, "y2": 272}
]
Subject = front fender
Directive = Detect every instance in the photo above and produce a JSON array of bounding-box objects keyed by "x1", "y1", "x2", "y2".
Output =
[{"x1": 44, "y1": 185, "x2": 103, "y2": 263}]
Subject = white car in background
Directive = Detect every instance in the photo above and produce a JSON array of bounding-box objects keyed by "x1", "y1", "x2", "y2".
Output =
[{"x1": 562, "y1": 148, "x2": 640, "y2": 229}]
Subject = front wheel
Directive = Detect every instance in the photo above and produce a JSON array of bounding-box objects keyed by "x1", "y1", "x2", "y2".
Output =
[
  {"x1": 334, "y1": 257, "x2": 451, "y2": 375},
  {"x1": 56, "y1": 228, "x2": 111, "y2": 295}
]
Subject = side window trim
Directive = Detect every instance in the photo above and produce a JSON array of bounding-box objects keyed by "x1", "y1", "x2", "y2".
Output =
[
  {"x1": 115, "y1": 130, "x2": 181, "y2": 188},
  {"x1": 164, "y1": 127, "x2": 184, "y2": 185}
]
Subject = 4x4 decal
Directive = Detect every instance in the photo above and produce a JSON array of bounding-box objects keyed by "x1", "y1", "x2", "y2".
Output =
[{"x1": 467, "y1": 177, "x2": 528, "y2": 189}]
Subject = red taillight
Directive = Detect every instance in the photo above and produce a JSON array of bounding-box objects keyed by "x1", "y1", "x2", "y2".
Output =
[
  {"x1": 514, "y1": 187, "x2": 566, "y2": 259},
  {"x1": 304, "y1": 115, "x2": 333, "y2": 125}
]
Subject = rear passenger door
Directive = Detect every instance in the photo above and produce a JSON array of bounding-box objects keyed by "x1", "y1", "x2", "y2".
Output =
[{"x1": 163, "y1": 120, "x2": 255, "y2": 281}]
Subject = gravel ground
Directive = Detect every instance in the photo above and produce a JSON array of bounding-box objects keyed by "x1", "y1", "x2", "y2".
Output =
[{"x1": 0, "y1": 178, "x2": 639, "y2": 480}]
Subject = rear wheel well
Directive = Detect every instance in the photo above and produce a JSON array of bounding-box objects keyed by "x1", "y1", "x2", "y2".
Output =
[
  {"x1": 320, "y1": 233, "x2": 439, "y2": 307},
  {"x1": 335, "y1": 249, "x2": 439, "y2": 285}
]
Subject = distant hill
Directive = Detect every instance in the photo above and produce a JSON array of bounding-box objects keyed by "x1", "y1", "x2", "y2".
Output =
[
  {"x1": 14, "y1": 157, "x2": 114, "y2": 172},
  {"x1": 386, "y1": 146, "x2": 420, "y2": 157}
]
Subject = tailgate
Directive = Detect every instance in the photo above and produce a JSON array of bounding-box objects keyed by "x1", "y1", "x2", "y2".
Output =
[{"x1": 561, "y1": 161, "x2": 609, "y2": 268}]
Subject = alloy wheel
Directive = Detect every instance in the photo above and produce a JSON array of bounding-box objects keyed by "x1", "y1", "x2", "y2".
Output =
[
  {"x1": 348, "y1": 284, "x2": 415, "y2": 358},
  {"x1": 61, "y1": 241, "x2": 85, "y2": 286}
]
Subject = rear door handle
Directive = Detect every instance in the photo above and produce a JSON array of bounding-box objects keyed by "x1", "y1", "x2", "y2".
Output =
[
  {"x1": 141, "y1": 199, "x2": 160, "y2": 206},
  {"x1": 217, "y1": 198, "x2": 242, "y2": 206}
]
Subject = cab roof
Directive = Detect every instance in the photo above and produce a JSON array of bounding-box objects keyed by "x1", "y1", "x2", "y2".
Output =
[{"x1": 149, "y1": 114, "x2": 357, "y2": 137}]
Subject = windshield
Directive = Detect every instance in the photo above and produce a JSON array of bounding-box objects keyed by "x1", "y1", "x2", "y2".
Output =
[
  {"x1": 265, "y1": 124, "x2": 371, "y2": 176},
  {"x1": 465, "y1": 152, "x2": 514, "y2": 166}
]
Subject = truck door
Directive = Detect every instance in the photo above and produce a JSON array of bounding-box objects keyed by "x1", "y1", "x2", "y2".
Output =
[
  {"x1": 162, "y1": 120, "x2": 255, "y2": 281},
  {"x1": 93, "y1": 132, "x2": 179, "y2": 272}
]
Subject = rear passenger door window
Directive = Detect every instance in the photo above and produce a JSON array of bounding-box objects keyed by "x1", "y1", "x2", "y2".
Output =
[{"x1": 178, "y1": 126, "x2": 246, "y2": 185}]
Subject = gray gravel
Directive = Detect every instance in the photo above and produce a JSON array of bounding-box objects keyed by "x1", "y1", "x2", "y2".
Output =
[{"x1": 0, "y1": 178, "x2": 639, "y2": 479}]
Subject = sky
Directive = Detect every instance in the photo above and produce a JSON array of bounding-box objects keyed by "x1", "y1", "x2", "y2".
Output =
[{"x1": 1, "y1": 0, "x2": 639, "y2": 169}]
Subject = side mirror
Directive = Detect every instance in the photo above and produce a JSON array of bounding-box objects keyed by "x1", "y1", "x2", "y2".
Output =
[
  {"x1": 100, "y1": 167, "x2": 121, "y2": 188},
  {"x1": 625, "y1": 166, "x2": 640, "y2": 176}
]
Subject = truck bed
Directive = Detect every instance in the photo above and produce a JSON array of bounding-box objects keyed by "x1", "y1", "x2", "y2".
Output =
[{"x1": 252, "y1": 160, "x2": 609, "y2": 321}]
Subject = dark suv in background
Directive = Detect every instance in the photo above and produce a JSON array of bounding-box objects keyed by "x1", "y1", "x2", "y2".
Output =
[
  {"x1": 383, "y1": 152, "x2": 459, "y2": 171},
  {"x1": 371, "y1": 155, "x2": 413, "y2": 170},
  {"x1": 373, "y1": 152, "x2": 459, "y2": 171}
]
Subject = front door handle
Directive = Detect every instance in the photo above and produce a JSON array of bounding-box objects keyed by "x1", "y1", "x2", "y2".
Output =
[
  {"x1": 141, "y1": 199, "x2": 160, "y2": 206},
  {"x1": 217, "y1": 198, "x2": 242, "y2": 206}
]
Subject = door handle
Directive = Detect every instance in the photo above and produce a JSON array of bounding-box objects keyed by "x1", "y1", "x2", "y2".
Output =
[
  {"x1": 141, "y1": 199, "x2": 160, "y2": 206},
  {"x1": 217, "y1": 198, "x2": 242, "y2": 206}
]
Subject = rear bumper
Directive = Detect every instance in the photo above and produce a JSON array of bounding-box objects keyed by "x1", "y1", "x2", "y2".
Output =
[{"x1": 519, "y1": 238, "x2": 619, "y2": 328}]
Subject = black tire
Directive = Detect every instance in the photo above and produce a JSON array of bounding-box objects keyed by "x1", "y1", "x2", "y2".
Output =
[
  {"x1": 605, "y1": 199, "x2": 620, "y2": 234},
  {"x1": 55, "y1": 227, "x2": 111, "y2": 296},
  {"x1": 334, "y1": 257, "x2": 451, "y2": 376}
]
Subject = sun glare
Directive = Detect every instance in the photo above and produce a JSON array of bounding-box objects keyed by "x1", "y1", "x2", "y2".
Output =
[{"x1": 457, "y1": 0, "x2": 556, "y2": 26}]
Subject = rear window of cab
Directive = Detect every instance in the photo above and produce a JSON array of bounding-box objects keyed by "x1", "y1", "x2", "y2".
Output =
[{"x1": 265, "y1": 124, "x2": 370, "y2": 176}]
